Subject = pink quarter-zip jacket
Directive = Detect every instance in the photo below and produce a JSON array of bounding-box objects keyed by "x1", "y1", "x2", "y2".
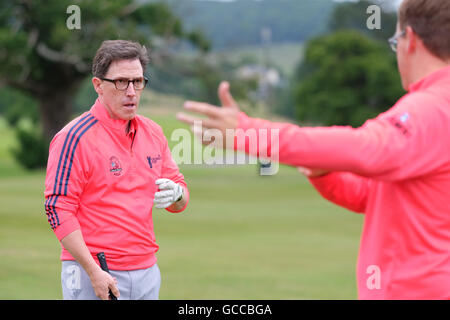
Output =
[
  {"x1": 235, "y1": 66, "x2": 450, "y2": 299},
  {"x1": 44, "y1": 99, "x2": 189, "y2": 270}
]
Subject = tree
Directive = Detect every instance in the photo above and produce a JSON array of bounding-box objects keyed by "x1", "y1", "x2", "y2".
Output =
[
  {"x1": 0, "y1": 0, "x2": 207, "y2": 141},
  {"x1": 328, "y1": 0, "x2": 398, "y2": 42},
  {"x1": 292, "y1": 30, "x2": 404, "y2": 127}
]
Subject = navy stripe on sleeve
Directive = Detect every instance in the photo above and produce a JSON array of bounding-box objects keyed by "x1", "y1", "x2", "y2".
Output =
[
  {"x1": 46, "y1": 114, "x2": 97, "y2": 230},
  {"x1": 46, "y1": 114, "x2": 92, "y2": 229}
]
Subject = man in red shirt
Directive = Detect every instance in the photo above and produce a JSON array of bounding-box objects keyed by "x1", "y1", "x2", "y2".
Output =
[
  {"x1": 177, "y1": 0, "x2": 450, "y2": 299},
  {"x1": 45, "y1": 40, "x2": 189, "y2": 300}
]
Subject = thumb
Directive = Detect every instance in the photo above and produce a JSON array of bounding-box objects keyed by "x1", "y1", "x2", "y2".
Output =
[
  {"x1": 218, "y1": 81, "x2": 239, "y2": 109},
  {"x1": 109, "y1": 280, "x2": 120, "y2": 299}
]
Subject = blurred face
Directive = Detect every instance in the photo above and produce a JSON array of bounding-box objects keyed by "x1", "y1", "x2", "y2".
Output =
[
  {"x1": 93, "y1": 59, "x2": 144, "y2": 120},
  {"x1": 395, "y1": 23, "x2": 411, "y2": 90}
]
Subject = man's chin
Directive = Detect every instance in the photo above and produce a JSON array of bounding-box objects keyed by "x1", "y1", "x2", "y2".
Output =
[
  {"x1": 119, "y1": 108, "x2": 137, "y2": 120},
  {"x1": 123, "y1": 114, "x2": 136, "y2": 120}
]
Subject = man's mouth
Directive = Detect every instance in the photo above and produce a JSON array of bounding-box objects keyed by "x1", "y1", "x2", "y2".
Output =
[{"x1": 123, "y1": 103, "x2": 136, "y2": 109}]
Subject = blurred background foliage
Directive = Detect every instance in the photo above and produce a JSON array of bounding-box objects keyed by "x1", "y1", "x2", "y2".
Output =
[
  {"x1": 292, "y1": 30, "x2": 403, "y2": 127},
  {"x1": 0, "y1": 0, "x2": 404, "y2": 169}
]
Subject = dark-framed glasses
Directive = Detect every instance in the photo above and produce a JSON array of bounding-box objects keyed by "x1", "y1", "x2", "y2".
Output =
[
  {"x1": 388, "y1": 30, "x2": 406, "y2": 52},
  {"x1": 101, "y1": 77, "x2": 149, "y2": 91}
]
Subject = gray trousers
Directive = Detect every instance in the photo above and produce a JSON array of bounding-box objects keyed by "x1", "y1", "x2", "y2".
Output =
[{"x1": 61, "y1": 260, "x2": 161, "y2": 300}]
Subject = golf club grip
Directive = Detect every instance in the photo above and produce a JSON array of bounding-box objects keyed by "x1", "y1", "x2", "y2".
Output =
[{"x1": 96, "y1": 252, "x2": 117, "y2": 300}]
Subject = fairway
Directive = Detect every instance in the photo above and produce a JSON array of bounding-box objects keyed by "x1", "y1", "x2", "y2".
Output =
[{"x1": 0, "y1": 92, "x2": 364, "y2": 299}]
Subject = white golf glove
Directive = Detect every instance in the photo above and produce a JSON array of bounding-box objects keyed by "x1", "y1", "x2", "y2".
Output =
[{"x1": 154, "y1": 178, "x2": 183, "y2": 209}]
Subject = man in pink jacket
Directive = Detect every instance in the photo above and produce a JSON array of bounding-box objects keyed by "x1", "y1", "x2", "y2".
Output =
[
  {"x1": 177, "y1": 0, "x2": 450, "y2": 299},
  {"x1": 45, "y1": 40, "x2": 189, "y2": 300}
]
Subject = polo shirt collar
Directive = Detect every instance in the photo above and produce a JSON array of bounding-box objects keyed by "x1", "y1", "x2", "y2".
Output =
[
  {"x1": 409, "y1": 65, "x2": 450, "y2": 92},
  {"x1": 91, "y1": 98, "x2": 138, "y2": 136}
]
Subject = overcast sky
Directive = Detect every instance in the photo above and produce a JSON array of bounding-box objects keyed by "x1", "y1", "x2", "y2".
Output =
[
  {"x1": 201, "y1": 0, "x2": 403, "y2": 5},
  {"x1": 199, "y1": 0, "x2": 403, "y2": 11}
]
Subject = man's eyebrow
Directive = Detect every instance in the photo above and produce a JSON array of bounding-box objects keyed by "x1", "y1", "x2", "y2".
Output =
[{"x1": 110, "y1": 76, "x2": 144, "y2": 79}]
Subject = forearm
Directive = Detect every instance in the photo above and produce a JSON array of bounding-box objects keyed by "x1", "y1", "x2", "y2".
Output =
[
  {"x1": 236, "y1": 113, "x2": 368, "y2": 173},
  {"x1": 60, "y1": 229, "x2": 101, "y2": 277},
  {"x1": 235, "y1": 112, "x2": 408, "y2": 178},
  {"x1": 308, "y1": 171, "x2": 372, "y2": 213},
  {"x1": 60, "y1": 229, "x2": 120, "y2": 299}
]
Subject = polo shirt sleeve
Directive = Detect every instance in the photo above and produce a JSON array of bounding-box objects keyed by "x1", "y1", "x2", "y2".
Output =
[
  {"x1": 308, "y1": 172, "x2": 372, "y2": 214},
  {"x1": 159, "y1": 134, "x2": 190, "y2": 213},
  {"x1": 235, "y1": 92, "x2": 449, "y2": 181},
  {"x1": 44, "y1": 130, "x2": 90, "y2": 241}
]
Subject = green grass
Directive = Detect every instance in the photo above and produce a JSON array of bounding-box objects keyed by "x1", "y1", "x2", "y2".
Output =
[
  {"x1": 0, "y1": 96, "x2": 364, "y2": 299},
  {"x1": 155, "y1": 165, "x2": 362, "y2": 299}
]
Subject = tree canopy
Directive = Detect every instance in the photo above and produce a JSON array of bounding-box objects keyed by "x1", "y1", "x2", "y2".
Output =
[
  {"x1": 0, "y1": 0, "x2": 207, "y2": 141},
  {"x1": 328, "y1": 0, "x2": 398, "y2": 41},
  {"x1": 293, "y1": 30, "x2": 404, "y2": 127}
]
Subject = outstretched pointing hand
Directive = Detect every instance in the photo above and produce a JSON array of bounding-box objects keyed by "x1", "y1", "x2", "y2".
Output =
[
  {"x1": 176, "y1": 81, "x2": 241, "y2": 146},
  {"x1": 218, "y1": 81, "x2": 239, "y2": 109}
]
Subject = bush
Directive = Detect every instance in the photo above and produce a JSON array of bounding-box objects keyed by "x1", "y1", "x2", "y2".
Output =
[
  {"x1": 11, "y1": 119, "x2": 49, "y2": 170},
  {"x1": 0, "y1": 87, "x2": 39, "y2": 126}
]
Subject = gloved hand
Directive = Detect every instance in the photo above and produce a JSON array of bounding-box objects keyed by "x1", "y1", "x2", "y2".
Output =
[{"x1": 154, "y1": 178, "x2": 184, "y2": 209}]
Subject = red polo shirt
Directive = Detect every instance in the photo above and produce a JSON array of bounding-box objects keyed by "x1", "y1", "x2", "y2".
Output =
[
  {"x1": 235, "y1": 66, "x2": 450, "y2": 299},
  {"x1": 45, "y1": 99, "x2": 189, "y2": 270}
]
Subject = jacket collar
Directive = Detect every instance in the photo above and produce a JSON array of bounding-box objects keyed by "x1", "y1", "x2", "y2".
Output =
[
  {"x1": 90, "y1": 98, "x2": 138, "y2": 137},
  {"x1": 409, "y1": 65, "x2": 450, "y2": 92}
]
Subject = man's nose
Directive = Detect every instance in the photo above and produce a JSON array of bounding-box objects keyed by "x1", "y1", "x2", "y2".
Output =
[{"x1": 126, "y1": 82, "x2": 136, "y2": 96}]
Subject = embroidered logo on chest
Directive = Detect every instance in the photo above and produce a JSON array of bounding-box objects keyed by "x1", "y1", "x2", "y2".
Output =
[
  {"x1": 109, "y1": 156, "x2": 123, "y2": 176},
  {"x1": 147, "y1": 154, "x2": 162, "y2": 169}
]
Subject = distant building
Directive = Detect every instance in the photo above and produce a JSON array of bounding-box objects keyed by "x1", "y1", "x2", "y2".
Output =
[{"x1": 236, "y1": 65, "x2": 281, "y2": 100}]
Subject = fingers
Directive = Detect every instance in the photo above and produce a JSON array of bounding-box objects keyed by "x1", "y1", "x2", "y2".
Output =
[
  {"x1": 155, "y1": 179, "x2": 175, "y2": 190},
  {"x1": 96, "y1": 273, "x2": 120, "y2": 300},
  {"x1": 155, "y1": 197, "x2": 173, "y2": 204},
  {"x1": 155, "y1": 190, "x2": 174, "y2": 198},
  {"x1": 154, "y1": 201, "x2": 172, "y2": 209},
  {"x1": 218, "y1": 81, "x2": 238, "y2": 109},
  {"x1": 155, "y1": 178, "x2": 171, "y2": 186},
  {"x1": 184, "y1": 101, "x2": 222, "y2": 118},
  {"x1": 154, "y1": 180, "x2": 175, "y2": 208},
  {"x1": 176, "y1": 112, "x2": 223, "y2": 129},
  {"x1": 154, "y1": 194, "x2": 174, "y2": 207},
  {"x1": 154, "y1": 180, "x2": 183, "y2": 209},
  {"x1": 97, "y1": 288, "x2": 109, "y2": 300},
  {"x1": 109, "y1": 280, "x2": 120, "y2": 300},
  {"x1": 155, "y1": 178, "x2": 174, "y2": 189},
  {"x1": 154, "y1": 191, "x2": 174, "y2": 208},
  {"x1": 176, "y1": 112, "x2": 198, "y2": 125}
]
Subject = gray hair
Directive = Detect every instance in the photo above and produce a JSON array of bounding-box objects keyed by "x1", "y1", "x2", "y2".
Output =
[{"x1": 92, "y1": 40, "x2": 150, "y2": 78}]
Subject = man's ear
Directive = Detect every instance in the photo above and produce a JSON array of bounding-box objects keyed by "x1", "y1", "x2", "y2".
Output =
[
  {"x1": 405, "y1": 26, "x2": 418, "y2": 54},
  {"x1": 92, "y1": 77, "x2": 103, "y2": 95}
]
